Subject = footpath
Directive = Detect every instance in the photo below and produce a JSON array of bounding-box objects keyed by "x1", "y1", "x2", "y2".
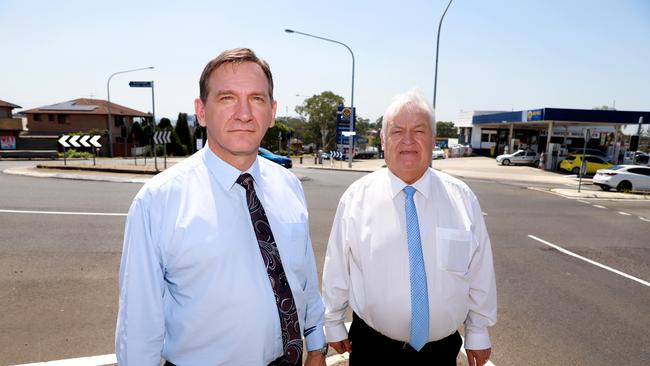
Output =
[{"x1": 3, "y1": 155, "x2": 649, "y2": 201}]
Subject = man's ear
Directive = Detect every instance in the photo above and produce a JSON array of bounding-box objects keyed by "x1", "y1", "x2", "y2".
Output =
[
  {"x1": 269, "y1": 100, "x2": 277, "y2": 128},
  {"x1": 194, "y1": 98, "x2": 206, "y2": 127}
]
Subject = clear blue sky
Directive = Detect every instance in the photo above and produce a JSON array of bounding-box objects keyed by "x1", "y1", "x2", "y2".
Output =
[{"x1": 1, "y1": 0, "x2": 648, "y2": 124}]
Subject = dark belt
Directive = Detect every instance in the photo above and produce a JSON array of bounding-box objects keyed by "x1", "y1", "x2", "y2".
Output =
[{"x1": 350, "y1": 312, "x2": 460, "y2": 351}]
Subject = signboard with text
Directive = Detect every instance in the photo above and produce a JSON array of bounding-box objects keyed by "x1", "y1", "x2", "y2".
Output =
[
  {"x1": 1, "y1": 135, "x2": 16, "y2": 149},
  {"x1": 336, "y1": 105, "x2": 356, "y2": 146}
]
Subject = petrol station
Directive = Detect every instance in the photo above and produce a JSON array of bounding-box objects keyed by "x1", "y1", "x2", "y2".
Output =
[{"x1": 456, "y1": 108, "x2": 650, "y2": 169}]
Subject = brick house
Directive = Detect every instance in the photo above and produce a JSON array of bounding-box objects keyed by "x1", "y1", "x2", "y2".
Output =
[
  {"x1": 20, "y1": 98, "x2": 151, "y2": 156},
  {"x1": 0, "y1": 99, "x2": 24, "y2": 151}
]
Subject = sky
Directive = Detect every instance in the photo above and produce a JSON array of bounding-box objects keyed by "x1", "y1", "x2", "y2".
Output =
[{"x1": 1, "y1": 0, "x2": 649, "y2": 125}]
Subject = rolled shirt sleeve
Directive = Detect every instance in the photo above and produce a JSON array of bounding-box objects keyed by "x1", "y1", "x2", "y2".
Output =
[
  {"x1": 115, "y1": 198, "x2": 166, "y2": 365},
  {"x1": 463, "y1": 194, "x2": 497, "y2": 350},
  {"x1": 322, "y1": 199, "x2": 351, "y2": 343},
  {"x1": 297, "y1": 187, "x2": 326, "y2": 351}
]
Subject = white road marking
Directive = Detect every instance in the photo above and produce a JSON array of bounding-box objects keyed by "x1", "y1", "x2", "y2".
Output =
[
  {"x1": 0, "y1": 209, "x2": 126, "y2": 216},
  {"x1": 618, "y1": 211, "x2": 631, "y2": 216},
  {"x1": 11, "y1": 353, "x2": 116, "y2": 366},
  {"x1": 528, "y1": 235, "x2": 650, "y2": 288},
  {"x1": 577, "y1": 200, "x2": 591, "y2": 204},
  {"x1": 592, "y1": 204, "x2": 607, "y2": 209},
  {"x1": 640, "y1": 217, "x2": 650, "y2": 223}
]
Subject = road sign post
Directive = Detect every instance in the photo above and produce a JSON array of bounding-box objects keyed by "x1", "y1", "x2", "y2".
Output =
[
  {"x1": 130, "y1": 80, "x2": 156, "y2": 170},
  {"x1": 578, "y1": 128, "x2": 591, "y2": 193},
  {"x1": 59, "y1": 135, "x2": 103, "y2": 166}
]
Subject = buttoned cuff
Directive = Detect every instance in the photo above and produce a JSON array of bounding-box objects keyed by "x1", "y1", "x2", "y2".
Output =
[
  {"x1": 463, "y1": 328, "x2": 491, "y2": 350},
  {"x1": 324, "y1": 323, "x2": 349, "y2": 343},
  {"x1": 305, "y1": 326, "x2": 326, "y2": 351}
]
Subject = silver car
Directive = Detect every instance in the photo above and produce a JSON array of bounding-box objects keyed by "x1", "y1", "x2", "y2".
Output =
[{"x1": 496, "y1": 150, "x2": 540, "y2": 166}]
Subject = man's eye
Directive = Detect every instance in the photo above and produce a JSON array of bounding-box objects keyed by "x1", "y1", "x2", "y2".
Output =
[
  {"x1": 252, "y1": 96, "x2": 266, "y2": 102},
  {"x1": 219, "y1": 95, "x2": 234, "y2": 101}
]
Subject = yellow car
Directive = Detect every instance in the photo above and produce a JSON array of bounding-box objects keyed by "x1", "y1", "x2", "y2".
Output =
[{"x1": 560, "y1": 154, "x2": 612, "y2": 175}]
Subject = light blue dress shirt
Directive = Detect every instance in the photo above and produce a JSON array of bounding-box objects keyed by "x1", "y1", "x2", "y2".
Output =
[{"x1": 115, "y1": 146, "x2": 325, "y2": 365}]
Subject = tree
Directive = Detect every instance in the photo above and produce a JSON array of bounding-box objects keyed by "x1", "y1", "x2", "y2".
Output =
[
  {"x1": 436, "y1": 121, "x2": 458, "y2": 138},
  {"x1": 295, "y1": 91, "x2": 344, "y2": 150},
  {"x1": 175, "y1": 113, "x2": 191, "y2": 152},
  {"x1": 131, "y1": 121, "x2": 143, "y2": 146},
  {"x1": 261, "y1": 119, "x2": 292, "y2": 154},
  {"x1": 355, "y1": 117, "x2": 370, "y2": 139},
  {"x1": 158, "y1": 117, "x2": 172, "y2": 129}
]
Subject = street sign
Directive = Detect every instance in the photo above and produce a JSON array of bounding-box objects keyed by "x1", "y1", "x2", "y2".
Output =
[
  {"x1": 154, "y1": 131, "x2": 172, "y2": 145},
  {"x1": 336, "y1": 105, "x2": 356, "y2": 145},
  {"x1": 329, "y1": 150, "x2": 343, "y2": 159},
  {"x1": 129, "y1": 81, "x2": 153, "y2": 88},
  {"x1": 58, "y1": 135, "x2": 102, "y2": 148}
]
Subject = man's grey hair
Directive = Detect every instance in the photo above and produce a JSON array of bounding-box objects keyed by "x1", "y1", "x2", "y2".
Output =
[{"x1": 381, "y1": 90, "x2": 436, "y2": 138}]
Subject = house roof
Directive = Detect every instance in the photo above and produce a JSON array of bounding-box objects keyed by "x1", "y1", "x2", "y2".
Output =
[
  {"x1": 20, "y1": 98, "x2": 151, "y2": 117},
  {"x1": 0, "y1": 100, "x2": 22, "y2": 109}
]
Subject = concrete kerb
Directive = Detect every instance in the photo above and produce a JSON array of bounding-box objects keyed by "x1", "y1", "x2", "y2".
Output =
[{"x1": 4, "y1": 156, "x2": 650, "y2": 201}]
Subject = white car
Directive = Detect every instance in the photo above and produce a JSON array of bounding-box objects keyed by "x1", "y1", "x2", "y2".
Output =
[
  {"x1": 432, "y1": 146, "x2": 445, "y2": 160},
  {"x1": 495, "y1": 150, "x2": 539, "y2": 166},
  {"x1": 592, "y1": 165, "x2": 650, "y2": 192}
]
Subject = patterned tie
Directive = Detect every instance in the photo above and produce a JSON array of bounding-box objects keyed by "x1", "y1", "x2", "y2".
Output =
[
  {"x1": 237, "y1": 173, "x2": 302, "y2": 365},
  {"x1": 404, "y1": 186, "x2": 429, "y2": 351}
]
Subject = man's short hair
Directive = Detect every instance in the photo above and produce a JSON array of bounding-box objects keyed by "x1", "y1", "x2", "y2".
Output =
[
  {"x1": 381, "y1": 90, "x2": 436, "y2": 138},
  {"x1": 199, "y1": 48, "x2": 274, "y2": 103}
]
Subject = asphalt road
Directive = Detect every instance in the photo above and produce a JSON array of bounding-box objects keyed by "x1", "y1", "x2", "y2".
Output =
[{"x1": 0, "y1": 165, "x2": 648, "y2": 365}]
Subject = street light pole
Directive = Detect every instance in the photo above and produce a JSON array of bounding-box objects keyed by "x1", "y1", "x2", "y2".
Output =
[
  {"x1": 285, "y1": 28, "x2": 355, "y2": 168},
  {"x1": 433, "y1": 0, "x2": 454, "y2": 111},
  {"x1": 106, "y1": 66, "x2": 154, "y2": 157}
]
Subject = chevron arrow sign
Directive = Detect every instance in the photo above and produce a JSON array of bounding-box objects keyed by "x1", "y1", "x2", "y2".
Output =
[
  {"x1": 154, "y1": 131, "x2": 172, "y2": 145},
  {"x1": 58, "y1": 135, "x2": 103, "y2": 148},
  {"x1": 89, "y1": 135, "x2": 101, "y2": 148},
  {"x1": 79, "y1": 135, "x2": 91, "y2": 147}
]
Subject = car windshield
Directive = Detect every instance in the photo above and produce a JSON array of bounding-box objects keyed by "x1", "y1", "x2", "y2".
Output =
[
  {"x1": 258, "y1": 147, "x2": 272, "y2": 155},
  {"x1": 565, "y1": 155, "x2": 576, "y2": 161},
  {"x1": 609, "y1": 165, "x2": 626, "y2": 170}
]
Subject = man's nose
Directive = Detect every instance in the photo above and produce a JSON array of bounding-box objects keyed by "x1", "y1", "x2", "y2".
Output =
[
  {"x1": 402, "y1": 130, "x2": 415, "y2": 144},
  {"x1": 233, "y1": 99, "x2": 253, "y2": 122}
]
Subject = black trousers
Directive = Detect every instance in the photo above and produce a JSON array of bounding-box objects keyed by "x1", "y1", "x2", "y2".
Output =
[{"x1": 348, "y1": 313, "x2": 462, "y2": 366}]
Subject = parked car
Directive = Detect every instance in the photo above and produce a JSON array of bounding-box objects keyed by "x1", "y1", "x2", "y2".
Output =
[
  {"x1": 568, "y1": 147, "x2": 608, "y2": 159},
  {"x1": 593, "y1": 165, "x2": 650, "y2": 192},
  {"x1": 495, "y1": 150, "x2": 540, "y2": 166},
  {"x1": 258, "y1": 147, "x2": 292, "y2": 168},
  {"x1": 559, "y1": 154, "x2": 612, "y2": 175},
  {"x1": 432, "y1": 146, "x2": 446, "y2": 160},
  {"x1": 623, "y1": 151, "x2": 649, "y2": 166}
]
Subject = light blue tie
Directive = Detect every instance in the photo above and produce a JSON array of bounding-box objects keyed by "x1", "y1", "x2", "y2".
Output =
[{"x1": 404, "y1": 186, "x2": 429, "y2": 351}]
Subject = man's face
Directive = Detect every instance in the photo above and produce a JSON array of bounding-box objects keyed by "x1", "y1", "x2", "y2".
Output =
[
  {"x1": 194, "y1": 61, "x2": 276, "y2": 169},
  {"x1": 382, "y1": 106, "x2": 433, "y2": 184}
]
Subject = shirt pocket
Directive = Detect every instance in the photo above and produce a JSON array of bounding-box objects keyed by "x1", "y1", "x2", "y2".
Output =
[
  {"x1": 436, "y1": 228, "x2": 472, "y2": 273},
  {"x1": 278, "y1": 222, "x2": 309, "y2": 284}
]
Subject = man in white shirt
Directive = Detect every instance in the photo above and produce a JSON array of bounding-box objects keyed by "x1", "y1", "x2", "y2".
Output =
[
  {"x1": 116, "y1": 48, "x2": 327, "y2": 366},
  {"x1": 322, "y1": 90, "x2": 496, "y2": 366}
]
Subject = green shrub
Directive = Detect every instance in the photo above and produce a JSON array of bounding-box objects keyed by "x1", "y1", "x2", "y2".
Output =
[{"x1": 58, "y1": 149, "x2": 94, "y2": 159}]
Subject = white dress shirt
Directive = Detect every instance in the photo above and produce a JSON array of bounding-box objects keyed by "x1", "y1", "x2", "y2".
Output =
[
  {"x1": 322, "y1": 168, "x2": 496, "y2": 350},
  {"x1": 116, "y1": 146, "x2": 325, "y2": 365}
]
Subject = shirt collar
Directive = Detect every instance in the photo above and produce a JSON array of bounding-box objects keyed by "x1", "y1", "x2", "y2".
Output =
[
  {"x1": 387, "y1": 168, "x2": 432, "y2": 200},
  {"x1": 202, "y1": 142, "x2": 262, "y2": 191}
]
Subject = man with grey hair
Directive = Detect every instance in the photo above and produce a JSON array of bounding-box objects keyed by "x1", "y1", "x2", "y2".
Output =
[{"x1": 322, "y1": 90, "x2": 496, "y2": 365}]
